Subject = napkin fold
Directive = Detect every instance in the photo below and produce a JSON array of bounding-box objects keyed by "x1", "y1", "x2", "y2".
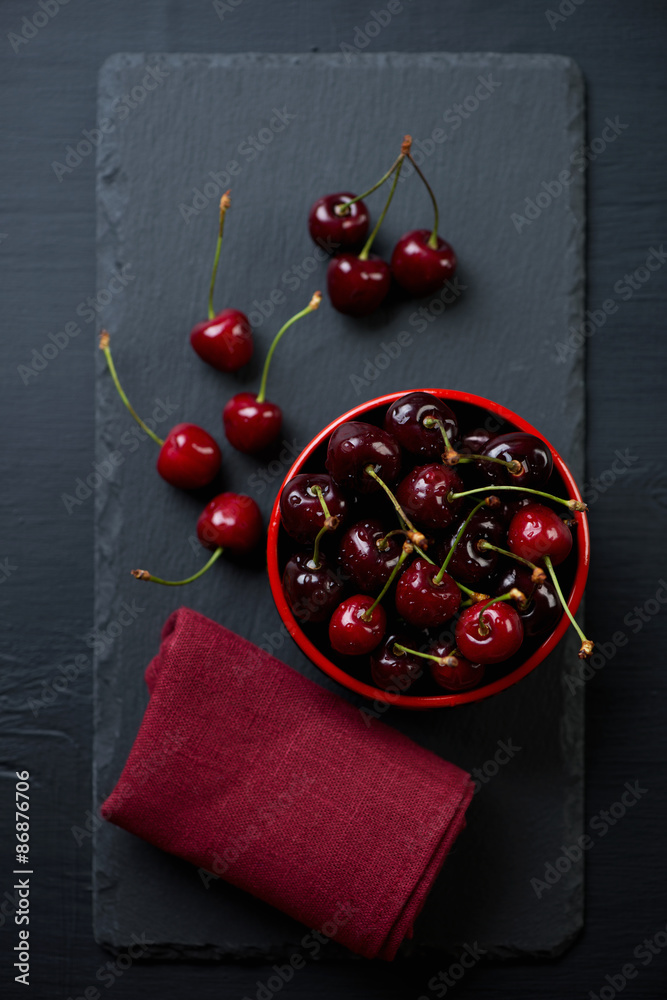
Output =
[{"x1": 101, "y1": 607, "x2": 474, "y2": 960}]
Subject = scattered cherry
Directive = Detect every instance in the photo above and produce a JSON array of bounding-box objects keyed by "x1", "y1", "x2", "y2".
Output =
[
  {"x1": 308, "y1": 192, "x2": 369, "y2": 251},
  {"x1": 455, "y1": 601, "x2": 524, "y2": 664},
  {"x1": 329, "y1": 594, "x2": 387, "y2": 656},
  {"x1": 391, "y1": 229, "x2": 457, "y2": 297},
  {"x1": 384, "y1": 391, "x2": 458, "y2": 460},
  {"x1": 327, "y1": 254, "x2": 391, "y2": 317}
]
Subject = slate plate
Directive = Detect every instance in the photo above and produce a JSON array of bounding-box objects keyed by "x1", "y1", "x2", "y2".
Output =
[{"x1": 93, "y1": 52, "x2": 585, "y2": 960}]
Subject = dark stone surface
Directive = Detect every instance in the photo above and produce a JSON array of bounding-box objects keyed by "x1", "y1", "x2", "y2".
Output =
[{"x1": 93, "y1": 52, "x2": 585, "y2": 960}]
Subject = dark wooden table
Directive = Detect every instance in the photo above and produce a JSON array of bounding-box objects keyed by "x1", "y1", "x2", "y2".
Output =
[{"x1": 1, "y1": 2, "x2": 666, "y2": 997}]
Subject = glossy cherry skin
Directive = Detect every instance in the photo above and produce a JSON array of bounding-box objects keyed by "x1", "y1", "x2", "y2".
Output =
[
  {"x1": 395, "y1": 463, "x2": 463, "y2": 531},
  {"x1": 508, "y1": 502, "x2": 573, "y2": 566},
  {"x1": 370, "y1": 631, "x2": 423, "y2": 691},
  {"x1": 496, "y1": 565, "x2": 561, "y2": 638},
  {"x1": 479, "y1": 432, "x2": 553, "y2": 489},
  {"x1": 438, "y1": 508, "x2": 505, "y2": 588},
  {"x1": 428, "y1": 640, "x2": 484, "y2": 692},
  {"x1": 455, "y1": 602, "x2": 524, "y2": 664},
  {"x1": 279, "y1": 474, "x2": 348, "y2": 544},
  {"x1": 384, "y1": 391, "x2": 458, "y2": 460},
  {"x1": 283, "y1": 551, "x2": 345, "y2": 625},
  {"x1": 196, "y1": 492, "x2": 263, "y2": 554},
  {"x1": 329, "y1": 594, "x2": 386, "y2": 656},
  {"x1": 189, "y1": 309, "x2": 253, "y2": 372},
  {"x1": 395, "y1": 558, "x2": 461, "y2": 628},
  {"x1": 223, "y1": 392, "x2": 282, "y2": 453},
  {"x1": 326, "y1": 421, "x2": 401, "y2": 494},
  {"x1": 327, "y1": 254, "x2": 391, "y2": 317},
  {"x1": 156, "y1": 422, "x2": 222, "y2": 489},
  {"x1": 308, "y1": 192, "x2": 370, "y2": 252},
  {"x1": 390, "y1": 229, "x2": 457, "y2": 297},
  {"x1": 459, "y1": 426, "x2": 494, "y2": 457},
  {"x1": 338, "y1": 518, "x2": 402, "y2": 592}
]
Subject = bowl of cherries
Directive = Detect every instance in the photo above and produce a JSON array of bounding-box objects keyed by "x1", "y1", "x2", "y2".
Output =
[{"x1": 267, "y1": 390, "x2": 592, "y2": 709}]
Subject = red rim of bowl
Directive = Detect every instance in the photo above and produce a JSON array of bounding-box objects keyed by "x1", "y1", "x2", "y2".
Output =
[{"x1": 267, "y1": 389, "x2": 590, "y2": 710}]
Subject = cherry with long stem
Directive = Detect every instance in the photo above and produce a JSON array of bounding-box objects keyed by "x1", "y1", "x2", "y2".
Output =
[
  {"x1": 477, "y1": 540, "x2": 546, "y2": 583},
  {"x1": 393, "y1": 642, "x2": 459, "y2": 670},
  {"x1": 208, "y1": 191, "x2": 230, "y2": 320},
  {"x1": 357, "y1": 140, "x2": 408, "y2": 262},
  {"x1": 448, "y1": 484, "x2": 588, "y2": 512},
  {"x1": 361, "y1": 542, "x2": 413, "y2": 621},
  {"x1": 476, "y1": 588, "x2": 526, "y2": 635},
  {"x1": 543, "y1": 555, "x2": 594, "y2": 658},
  {"x1": 363, "y1": 465, "x2": 423, "y2": 538},
  {"x1": 423, "y1": 416, "x2": 521, "y2": 472},
  {"x1": 406, "y1": 152, "x2": 441, "y2": 250},
  {"x1": 438, "y1": 498, "x2": 495, "y2": 579},
  {"x1": 132, "y1": 547, "x2": 223, "y2": 587},
  {"x1": 335, "y1": 147, "x2": 406, "y2": 216}
]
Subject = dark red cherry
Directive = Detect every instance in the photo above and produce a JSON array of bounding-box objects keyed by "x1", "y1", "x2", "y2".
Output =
[
  {"x1": 223, "y1": 392, "x2": 282, "y2": 453},
  {"x1": 495, "y1": 565, "x2": 561, "y2": 638},
  {"x1": 370, "y1": 631, "x2": 423, "y2": 691},
  {"x1": 329, "y1": 594, "x2": 386, "y2": 656},
  {"x1": 395, "y1": 463, "x2": 463, "y2": 531},
  {"x1": 190, "y1": 309, "x2": 253, "y2": 372},
  {"x1": 384, "y1": 391, "x2": 458, "y2": 460},
  {"x1": 308, "y1": 193, "x2": 370, "y2": 252},
  {"x1": 508, "y1": 502, "x2": 573, "y2": 566},
  {"x1": 327, "y1": 254, "x2": 391, "y2": 317},
  {"x1": 479, "y1": 432, "x2": 553, "y2": 488},
  {"x1": 395, "y1": 557, "x2": 461, "y2": 628},
  {"x1": 196, "y1": 492, "x2": 263, "y2": 554},
  {"x1": 438, "y1": 509, "x2": 505, "y2": 588},
  {"x1": 455, "y1": 602, "x2": 524, "y2": 664},
  {"x1": 156, "y1": 422, "x2": 222, "y2": 489},
  {"x1": 279, "y1": 474, "x2": 347, "y2": 544},
  {"x1": 428, "y1": 640, "x2": 484, "y2": 692},
  {"x1": 338, "y1": 518, "x2": 402, "y2": 592},
  {"x1": 283, "y1": 551, "x2": 345, "y2": 625},
  {"x1": 390, "y1": 229, "x2": 457, "y2": 297},
  {"x1": 326, "y1": 421, "x2": 401, "y2": 494},
  {"x1": 459, "y1": 427, "x2": 494, "y2": 457}
]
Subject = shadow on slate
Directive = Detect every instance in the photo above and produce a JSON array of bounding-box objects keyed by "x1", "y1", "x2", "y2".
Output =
[{"x1": 93, "y1": 53, "x2": 586, "y2": 960}]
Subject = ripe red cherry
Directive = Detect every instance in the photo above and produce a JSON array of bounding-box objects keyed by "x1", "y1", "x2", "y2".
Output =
[
  {"x1": 339, "y1": 519, "x2": 402, "y2": 592},
  {"x1": 395, "y1": 463, "x2": 463, "y2": 531},
  {"x1": 156, "y1": 422, "x2": 222, "y2": 489},
  {"x1": 196, "y1": 492, "x2": 263, "y2": 554},
  {"x1": 326, "y1": 421, "x2": 401, "y2": 494},
  {"x1": 395, "y1": 557, "x2": 461, "y2": 628},
  {"x1": 391, "y1": 229, "x2": 457, "y2": 297},
  {"x1": 308, "y1": 193, "x2": 370, "y2": 251},
  {"x1": 223, "y1": 392, "x2": 282, "y2": 453},
  {"x1": 455, "y1": 602, "x2": 524, "y2": 664},
  {"x1": 428, "y1": 641, "x2": 484, "y2": 692},
  {"x1": 279, "y1": 474, "x2": 347, "y2": 544},
  {"x1": 438, "y1": 508, "x2": 504, "y2": 588},
  {"x1": 384, "y1": 391, "x2": 458, "y2": 460},
  {"x1": 190, "y1": 309, "x2": 253, "y2": 372},
  {"x1": 370, "y1": 632, "x2": 423, "y2": 691},
  {"x1": 283, "y1": 551, "x2": 345, "y2": 625},
  {"x1": 327, "y1": 254, "x2": 391, "y2": 317},
  {"x1": 508, "y1": 502, "x2": 573, "y2": 566},
  {"x1": 329, "y1": 594, "x2": 386, "y2": 656},
  {"x1": 479, "y1": 432, "x2": 553, "y2": 488},
  {"x1": 496, "y1": 565, "x2": 561, "y2": 638}
]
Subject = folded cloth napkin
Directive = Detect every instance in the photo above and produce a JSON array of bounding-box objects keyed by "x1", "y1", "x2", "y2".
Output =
[{"x1": 101, "y1": 607, "x2": 474, "y2": 960}]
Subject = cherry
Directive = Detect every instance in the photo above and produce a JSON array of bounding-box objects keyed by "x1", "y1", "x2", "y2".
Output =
[
  {"x1": 99, "y1": 332, "x2": 222, "y2": 490},
  {"x1": 279, "y1": 474, "x2": 347, "y2": 544},
  {"x1": 283, "y1": 551, "x2": 345, "y2": 625},
  {"x1": 329, "y1": 594, "x2": 386, "y2": 656},
  {"x1": 327, "y1": 254, "x2": 391, "y2": 317},
  {"x1": 156, "y1": 422, "x2": 222, "y2": 490},
  {"x1": 495, "y1": 565, "x2": 561, "y2": 638},
  {"x1": 326, "y1": 421, "x2": 401, "y2": 494},
  {"x1": 394, "y1": 557, "x2": 461, "y2": 628},
  {"x1": 508, "y1": 503, "x2": 572, "y2": 566},
  {"x1": 223, "y1": 291, "x2": 321, "y2": 453},
  {"x1": 395, "y1": 463, "x2": 463, "y2": 531},
  {"x1": 339, "y1": 519, "x2": 402, "y2": 592},
  {"x1": 384, "y1": 391, "x2": 458, "y2": 460},
  {"x1": 427, "y1": 640, "x2": 484, "y2": 692},
  {"x1": 459, "y1": 427, "x2": 494, "y2": 456},
  {"x1": 438, "y1": 507, "x2": 504, "y2": 588},
  {"x1": 455, "y1": 601, "x2": 524, "y2": 664},
  {"x1": 391, "y1": 229, "x2": 457, "y2": 296},
  {"x1": 308, "y1": 192, "x2": 369, "y2": 251},
  {"x1": 189, "y1": 192, "x2": 253, "y2": 373},
  {"x1": 370, "y1": 632, "x2": 423, "y2": 691},
  {"x1": 478, "y1": 432, "x2": 553, "y2": 488}
]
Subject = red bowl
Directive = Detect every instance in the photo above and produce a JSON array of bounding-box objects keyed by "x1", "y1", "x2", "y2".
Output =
[{"x1": 267, "y1": 389, "x2": 590, "y2": 710}]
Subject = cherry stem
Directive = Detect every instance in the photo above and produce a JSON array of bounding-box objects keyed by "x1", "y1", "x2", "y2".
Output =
[
  {"x1": 422, "y1": 416, "x2": 458, "y2": 463},
  {"x1": 131, "y1": 546, "x2": 223, "y2": 587},
  {"x1": 455, "y1": 581, "x2": 489, "y2": 601},
  {"x1": 477, "y1": 588, "x2": 525, "y2": 636},
  {"x1": 437, "y1": 498, "x2": 490, "y2": 581},
  {"x1": 363, "y1": 465, "x2": 420, "y2": 534},
  {"x1": 378, "y1": 527, "x2": 426, "y2": 551},
  {"x1": 311, "y1": 519, "x2": 337, "y2": 569},
  {"x1": 393, "y1": 643, "x2": 459, "y2": 670},
  {"x1": 457, "y1": 454, "x2": 523, "y2": 474},
  {"x1": 208, "y1": 191, "x2": 231, "y2": 320},
  {"x1": 335, "y1": 156, "x2": 404, "y2": 215},
  {"x1": 543, "y1": 555, "x2": 594, "y2": 658},
  {"x1": 406, "y1": 152, "x2": 440, "y2": 248},
  {"x1": 99, "y1": 331, "x2": 164, "y2": 447},
  {"x1": 362, "y1": 543, "x2": 412, "y2": 620},
  {"x1": 256, "y1": 291, "x2": 322, "y2": 403},
  {"x1": 448, "y1": 485, "x2": 588, "y2": 512},
  {"x1": 358, "y1": 151, "x2": 405, "y2": 261},
  {"x1": 413, "y1": 543, "x2": 436, "y2": 565},
  {"x1": 310, "y1": 484, "x2": 331, "y2": 520},
  {"x1": 476, "y1": 540, "x2": 546, "y2": 583}
]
